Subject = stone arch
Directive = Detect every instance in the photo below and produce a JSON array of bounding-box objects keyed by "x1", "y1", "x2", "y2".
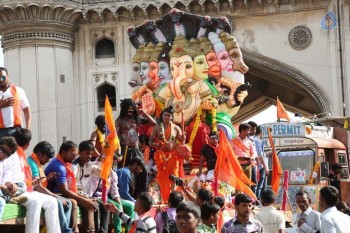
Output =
[
  {"x1": 95, "y1": 38, "x2": 115, "y2": 59},
  {"x1": 232, "y1": 49, "x2": 330, "y2": 123},
  {"x1": 96, "y1": 82, "x2": 116, "y2": 111}
]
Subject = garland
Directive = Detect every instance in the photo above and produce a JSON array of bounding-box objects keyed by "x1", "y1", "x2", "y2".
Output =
[
  {"x1": 96, "y1": 127, "x2": 106, "y2": 148},
  {"x1": 159, "y1": 122, "x2": 174, "y2": 143},
  {"x1": 211, "y1": 108, "x2": 217, "y2": 132},
  {"x1": 188, "y1": 106, "x2": 203, "y2": 149}
]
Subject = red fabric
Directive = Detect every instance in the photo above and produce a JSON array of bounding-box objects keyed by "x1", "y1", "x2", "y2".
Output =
[
  {"x1": 214, "y1": 130, "x2": 257, "y2": 200},
  {"x1": 17, "y1": 147, "x2": 33, "y2": 192},
  {"x1": 56, "y1": 154, "x2": 77, "y2": 193},
  {"x1": 268, "y1": 127, "x2": 283, "y2": 194},
  {"x1": 277, "y1": 97, "x2": 290, "y2": 121},
  {"x1": 154, "y1": 150, "x2": 179, "y2": 201},
  {"x1": 101, "y1": 97, "x2": 119, "y2": 185},
  {"x1": 30, "y1": 153, "x2": 48, "y2": 188},
  {"x1": 185, "y1": 120, "x2": 210, "y2": 154},
  {"x1": 217, "y1": 211, "x2": 224, "y2": 233}
]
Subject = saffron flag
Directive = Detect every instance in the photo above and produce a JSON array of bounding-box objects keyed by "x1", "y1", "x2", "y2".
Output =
[
  {"x1": 214, "y1": 130, "x2": 256, "y2": 200},
  {"x1": 276, "y1": 97, "x2": 290, "y2": 121},
  {"x1": 100, "y1": 96, "x2": 120, "y2": 186},
  {"x1": 267, "y1": 127, "x2": 283, "y2": 194}
]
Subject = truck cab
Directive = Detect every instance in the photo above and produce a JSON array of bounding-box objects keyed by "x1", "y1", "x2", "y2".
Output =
[{"x1": 260, "y1": 122, "x2": 349, "y2": 210}]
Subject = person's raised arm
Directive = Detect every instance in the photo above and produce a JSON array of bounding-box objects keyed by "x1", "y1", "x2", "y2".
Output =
[{"x1": 138, "y1": 109, "x2": 156, "y2": 126}]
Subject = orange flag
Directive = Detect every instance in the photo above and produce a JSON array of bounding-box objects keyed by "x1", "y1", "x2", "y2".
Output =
[
  {"x1": 100, "y1": 96, "x2": 120, "y2": 182},
  {"x1": 267, "y1": 127, "x2": 283, "y2": 194},
  {"x1": 214, "y1": 130, "x2": 257, "y2": 200},
  {"x1": 276, "y1": 97, "x2": 290, "y2": 121}
]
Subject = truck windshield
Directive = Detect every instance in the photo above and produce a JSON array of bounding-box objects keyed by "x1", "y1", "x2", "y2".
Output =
[{"x1": 278, "y1": 150, "x2": 315, "y2": 184}]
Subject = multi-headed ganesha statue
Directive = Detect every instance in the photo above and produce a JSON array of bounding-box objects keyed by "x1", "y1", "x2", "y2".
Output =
[{"x1": 128, "y1": 8, "x2": 249, "y2": 147}]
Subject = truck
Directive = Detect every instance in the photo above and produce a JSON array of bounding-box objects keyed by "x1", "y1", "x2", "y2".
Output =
[{"x1": 259, "y1": 122, "x2": 349, "y2": 211}]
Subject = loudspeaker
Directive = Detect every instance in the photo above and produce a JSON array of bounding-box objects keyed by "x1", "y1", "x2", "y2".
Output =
[{"x1": 320, "y1": 162, "x2": 329, "y2": 177}]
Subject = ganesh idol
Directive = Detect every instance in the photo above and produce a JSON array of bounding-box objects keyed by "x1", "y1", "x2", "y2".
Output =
[
  {"x1": 131, "y1": 43, "x2": 158, "y2": 115},
  {"x1": 129, "y1": 44, "x2": 145, "y2": 88},
  {"x1": 157, "y1": 43, "x2": 173, "y2": 85},
  {"x1": 220, "y1": 32, "x2": 249, "y2": 84},
  {"x1": 154, "y1": 35, "x2": 217, "y2": 125}
]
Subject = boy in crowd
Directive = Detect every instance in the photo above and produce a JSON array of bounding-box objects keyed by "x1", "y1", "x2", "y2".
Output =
[
  {"x1": 72, "y1": 140, "x2": 110, "y2": 233},
  {"x1": 155, "y1": 191, "x2": 184, "y2": 232},
  {"x1": 255, "y1": 189, "x2": 285, "y2": 233},
  {"x1": 105, "y1": 192, "x2": 157, "y2": 233},
  {"x1": 222, "y1": 194, "x2": 263, "y2": 233},
  {"x1": 116, "y1": 156, "x2": 145, "y2": 203},
  {"x1": 198, "y1": 201, "x2": 220, "y2": 232}
]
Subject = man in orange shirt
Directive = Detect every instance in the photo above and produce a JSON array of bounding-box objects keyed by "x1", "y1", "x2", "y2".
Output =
[{"x1": 230, "y1": 123, "x2": 257, "y2": 182}]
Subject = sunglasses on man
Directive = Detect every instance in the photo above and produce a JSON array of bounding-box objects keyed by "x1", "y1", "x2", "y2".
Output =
[{"x1": 0, "y1": 76, "x2": 7, "y2": 82}]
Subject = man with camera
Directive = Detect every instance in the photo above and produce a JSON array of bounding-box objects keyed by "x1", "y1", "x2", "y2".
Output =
[{"x1": 149, "y1": 106, "x2": 185, "y2": 202}]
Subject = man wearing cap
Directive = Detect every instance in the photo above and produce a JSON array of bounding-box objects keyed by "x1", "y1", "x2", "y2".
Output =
[
  {"x1": 0, "y1": 67, "x2": 31, "y2": 137},
  {"x1": 197, "y1": 131, "x2": 219, "y2": 181},
  {"x1": 230, "y1": 123, "x2": 257, "y2": 183}
]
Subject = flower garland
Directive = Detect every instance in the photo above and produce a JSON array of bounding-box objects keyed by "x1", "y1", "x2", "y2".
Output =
[
  {"x1": 159, "y1": 122, "x2": 174, "y2": 143},
  {"x1": 96, "y1": 127, "x2": 106, "y2": 148},
  {"x1": 211, "y1": 108, "x2": 217, "y2": 132},
  {"x1": 188, "y1": 106, "x2": 203, "y2": 149}
]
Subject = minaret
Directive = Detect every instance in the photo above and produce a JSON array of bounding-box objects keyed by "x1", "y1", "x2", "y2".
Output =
[{"x1": 0, "y1": 3, "x2": 82, "y2": 148}]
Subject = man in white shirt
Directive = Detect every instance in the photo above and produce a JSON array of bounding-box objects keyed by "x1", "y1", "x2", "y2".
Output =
[
  {"x1": 320, "y1": 186, "x2": 349, "y2": 233},
  {"x1": 0, "y1": 135, "x2": 60, "y2": 233},
  {"x1": 0, "y1": 67, "x2": 31, "y2": 137},
  {"x1": 255, "y1": 189, "x2": 285, "y2": 233},
  {"x1": 295, "y1": 191, "x2": 321, "y2": 233}
]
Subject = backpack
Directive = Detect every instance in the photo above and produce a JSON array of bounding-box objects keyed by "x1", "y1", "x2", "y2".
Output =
[{"x1": 161, "y1": 211, "x2": 179, "y2": 233}]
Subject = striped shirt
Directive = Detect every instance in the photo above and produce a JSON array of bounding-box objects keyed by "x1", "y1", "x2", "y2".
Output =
[
  {"x1": 116, "y1": 210, "x2": 157, "y2": 233},
  {"x1": 222, "y1": 216, "x2": 264, "y2": 233}
]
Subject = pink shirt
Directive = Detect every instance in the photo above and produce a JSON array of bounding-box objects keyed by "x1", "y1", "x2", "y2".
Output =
[{"x1": 231, "y1": 136, "x2": 257, "y2": 160}]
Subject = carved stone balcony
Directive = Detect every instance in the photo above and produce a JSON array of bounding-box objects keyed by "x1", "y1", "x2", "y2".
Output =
[{"x1": 0, "y1": 0, "x2": 329, "y2": 49}]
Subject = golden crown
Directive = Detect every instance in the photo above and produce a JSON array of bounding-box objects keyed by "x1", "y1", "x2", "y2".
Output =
[
  {"x1": 195, "y1": 37, "x2": 213, "y2": 57},
  {"x1": 133, "y1": 44, "x2": 148, "y2": 63},
  {"x1": 149, "y1": 42, "x2": 164, "y2": 62},
  {"x1": 169, "y1": 35, "x2": 195, "y2": 59},
  {"x1": 219, "y1": 32, "x2": 239, "y2": 50}
]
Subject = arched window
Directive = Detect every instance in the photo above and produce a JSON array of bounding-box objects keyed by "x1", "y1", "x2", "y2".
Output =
[
  {"x1": 95, "y1": 38, "x2": 115, "y2": 59},
  {"x1": 97, "y1": 83, "x2": 116, "y2": 111}
]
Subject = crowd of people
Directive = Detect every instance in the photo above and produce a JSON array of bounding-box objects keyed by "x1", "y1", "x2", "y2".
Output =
[{"x1": 0, "y1": 65, "x2": 349, "y2": 233}]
